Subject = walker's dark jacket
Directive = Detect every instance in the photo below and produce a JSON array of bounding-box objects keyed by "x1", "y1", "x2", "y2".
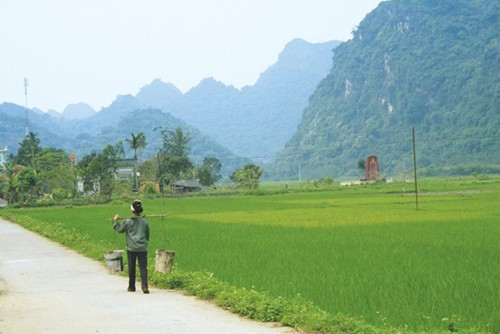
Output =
[{"x1": 113, "y1": 217, "x2": 149, "y2": 252}]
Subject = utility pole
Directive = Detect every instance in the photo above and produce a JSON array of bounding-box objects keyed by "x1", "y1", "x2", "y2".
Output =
[
  {"x1": 412, "y1": 127, "x2": 419, "y2": 211},
  {"x1": 24, "y1": 77, "x2": 29, "y2": 136},
  {"x1": 298, "y1": 162, "x2": 302, "y2": 182},
  {"x1": 134, "y1": 157, "x2": 139, "y2": 192}
]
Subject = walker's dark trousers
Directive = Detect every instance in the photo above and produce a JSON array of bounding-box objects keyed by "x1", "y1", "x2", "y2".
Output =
[{"x1": 127, "y1": 251, "x2": 148, "y2": 290}]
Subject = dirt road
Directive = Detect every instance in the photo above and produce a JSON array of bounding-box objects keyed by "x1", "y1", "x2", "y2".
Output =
[{"x1": 0, "y1": 219, "x2": 294, "y2": 334}]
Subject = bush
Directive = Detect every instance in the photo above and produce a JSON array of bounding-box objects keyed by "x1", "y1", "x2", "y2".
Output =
[
  {"x1": 52, "y1": 188, "x2": 70, "y2": 201},
  {"x1": 313, "y1": 176, "x2": 334, "y2": 187},
  {"x1": 143, "y1": 182, "x2": 159, "y2": 194}
]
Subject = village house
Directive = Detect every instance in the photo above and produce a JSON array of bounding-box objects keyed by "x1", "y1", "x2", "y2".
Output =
[
  {"x1": 114, "y1": 158, "x2": 137, "y2": 181},
  {"x1": 172, "y1": 180, "x2": 202, "y2": 194},
  {"x1": 0, "y1": 146, "x2": 8, "y2": 168}
]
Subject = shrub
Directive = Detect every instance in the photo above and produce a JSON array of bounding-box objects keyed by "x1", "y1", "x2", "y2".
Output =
[
  {"x1": 313, "y1": 176, "x2": 334, "y2": 187},
  {"x1": 52, "y1": 188, "x2": 70, "y2": 201}
]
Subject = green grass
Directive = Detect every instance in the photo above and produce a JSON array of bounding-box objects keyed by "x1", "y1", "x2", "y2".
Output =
[{"x1": 1, "y1": 177, "x2": 498, "y2": 333}]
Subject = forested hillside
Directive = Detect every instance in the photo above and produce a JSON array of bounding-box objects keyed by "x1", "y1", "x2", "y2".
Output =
[
  {"x1": 0, "y1": 101, "x2": 248, "y2": 176},
  {"x1": 273, "y1": 0, "x2": 499, "y2": 179},
  {"x1": 0, "y1": 103, "x2": 71, "y2": 151}
]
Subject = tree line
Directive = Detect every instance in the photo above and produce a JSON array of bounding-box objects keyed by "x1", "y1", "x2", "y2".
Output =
[{"x1": 0, "y1": 129, "x2": 264, "y2": 203}]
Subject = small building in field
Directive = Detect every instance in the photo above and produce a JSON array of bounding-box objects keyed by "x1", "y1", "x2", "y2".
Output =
[
  {"x1": 365, "y1": 155, "x2": 381, "y2": 181},
  {"x1": 114, "y1": 158, "x2": 137, "y2": 181},
  {"x1": 172, "y1": 180, "x2": 202, "y2": 194}
]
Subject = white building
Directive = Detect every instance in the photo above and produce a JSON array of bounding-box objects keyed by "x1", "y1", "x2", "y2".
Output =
[{"x1": 0, "y1": 146, "x2": 8, "y2": 168}]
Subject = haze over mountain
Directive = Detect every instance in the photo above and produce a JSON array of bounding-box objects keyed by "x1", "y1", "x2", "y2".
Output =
[
  {"x1": 273, "y1": 0, "x2": 499, "y2": 179},
  {"x1": 136, "y1": 38, "x2": 340, "y2": 162},
  {"x1": 48, "y1": 103, "x2": 97, "y2": 120},
  {"x1": 1, "y1": 38, "x2": 338, "y2": 176},
  {"x1": 1, "y1": 103, "x2": 60, "y2": 143}
]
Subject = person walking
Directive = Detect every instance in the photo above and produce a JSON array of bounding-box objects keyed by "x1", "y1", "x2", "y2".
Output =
[{"x1": 113, "y1": 199, "x2": 150, "y2": 294}]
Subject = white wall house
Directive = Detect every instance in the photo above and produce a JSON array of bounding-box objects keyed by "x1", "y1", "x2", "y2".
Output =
[{"x1": 0, "y1": 146, "x2": 8, "y2": 167}]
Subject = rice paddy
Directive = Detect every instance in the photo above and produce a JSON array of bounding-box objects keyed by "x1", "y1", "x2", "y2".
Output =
[{"x1": 2, "y1": 177, "x2": 499, "y2": 332}]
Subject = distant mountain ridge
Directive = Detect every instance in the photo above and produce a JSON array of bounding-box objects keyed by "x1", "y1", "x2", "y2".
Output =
[
  {"x1": 1, "y1": 38, "x2": 338, "y2": 176},
  {"x1": 136, "y1": 38, "x2": 340, "y2": 163},
  {"x1": 61, "y1": 103, "x2": 97, "y2": 120},
  {"x1": 135, "y1": 79, "x2": 183, "y2": 112},
  {"x1": 0, "y1": 103, "x2": 71, "y2": 154}
]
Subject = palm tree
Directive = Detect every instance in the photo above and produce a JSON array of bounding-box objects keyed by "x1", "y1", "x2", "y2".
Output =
[
  {"x1": 161, "y1": 127, "x2": 191, "y2": 157},
  {"x1": 125, "y1": 131, "x2": 147, "y2": 162},
  {"x1": 126, "y1": 131, "x2": 147, "y2": 191}
]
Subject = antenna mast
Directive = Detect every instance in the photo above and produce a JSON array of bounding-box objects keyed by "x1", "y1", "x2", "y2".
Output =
[{"x1": 24, "y1": 77, "x2": 29, "y2": 136}]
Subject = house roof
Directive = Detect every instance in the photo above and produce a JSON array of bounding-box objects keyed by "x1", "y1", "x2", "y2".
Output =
[{"x1": 174, "y1": 180, "x2": 201, "y2": 188}]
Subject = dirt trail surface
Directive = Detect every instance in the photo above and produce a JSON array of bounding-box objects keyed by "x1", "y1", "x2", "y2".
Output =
[{"x1": 0, "y1": 219, "x2": 295, "y2": 334}]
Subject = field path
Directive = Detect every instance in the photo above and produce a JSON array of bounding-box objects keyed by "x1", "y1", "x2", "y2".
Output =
[{"x1": 0, "y1": 218, "x2": 294, "y2": 334}]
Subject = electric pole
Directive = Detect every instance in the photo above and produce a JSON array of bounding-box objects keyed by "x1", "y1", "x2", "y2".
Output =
[
  {"x1": 298, "y1": 162, "x2": 302, "y2": 182},
  {"x1": 412, "y1": 127, "x2": 419, "y2": 211},
  {"x1": 24, "y1": 77, "x2": 29, "y2": 136}
]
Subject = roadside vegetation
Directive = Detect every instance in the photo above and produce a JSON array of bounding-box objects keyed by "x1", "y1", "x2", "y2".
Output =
[{"x1": 1, "y1": 177, "x2": 498, "y2": 333}]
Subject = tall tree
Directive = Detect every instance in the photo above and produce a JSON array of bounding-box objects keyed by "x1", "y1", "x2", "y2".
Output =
[
  {"x1": 0, "y1": 163, "x2": 38, "y2": 202},
  {"x1": 161, "y1": 127, "x2": 191, "y2": 157},
  {"x1": 125, "y1": 131, "x2": 147, "y2": 161},
  {"x1": 126, "y1": 131, "x2": 147, "y2": 191},
  {"x1": 195, "y1": 157, "x2": 222, "y2": 187},
  {"x1": 7, "y1": 134, "x2": 74, "y2": 202},
  {"x1": 157, "y1": 128, "x2": 193, "y2": 190},
  {"x1": 15, "y1": 132, "x2": 41, "y2": 168},
  {"x1": 37, "y1": 148, "x2": 73, "y2": 195},
  {"x1": 0, "y1": 163, "x2": 22, "y2": 203},
  {"x1": 77, "y1": 143, "x2": 123, "y2": 197},
  {"x1": 357, "y1": 159, "x2": 366, "y2": 178},
  {"x1": 230, "y1": 163, "x2": 264, "y2": 189}
]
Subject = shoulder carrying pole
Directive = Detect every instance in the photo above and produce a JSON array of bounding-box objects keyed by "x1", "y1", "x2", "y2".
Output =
[{"x1": 108, "y1": 214, "x2": 169, "y2": 221}]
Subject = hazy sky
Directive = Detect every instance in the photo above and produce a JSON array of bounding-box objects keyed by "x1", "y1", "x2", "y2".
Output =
[{"x1": 1, "y1": 0, "x2": 383, "y2": 112}]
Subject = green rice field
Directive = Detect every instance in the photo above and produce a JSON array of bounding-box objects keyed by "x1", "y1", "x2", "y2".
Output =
[{"x1": 2, "y1": 177, "x2": 499, "y2": 332}]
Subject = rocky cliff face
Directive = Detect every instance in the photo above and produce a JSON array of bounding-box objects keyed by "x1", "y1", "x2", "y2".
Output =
[{"x1": 272, "y1": 0, "x2": 499, "y2": 179}]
